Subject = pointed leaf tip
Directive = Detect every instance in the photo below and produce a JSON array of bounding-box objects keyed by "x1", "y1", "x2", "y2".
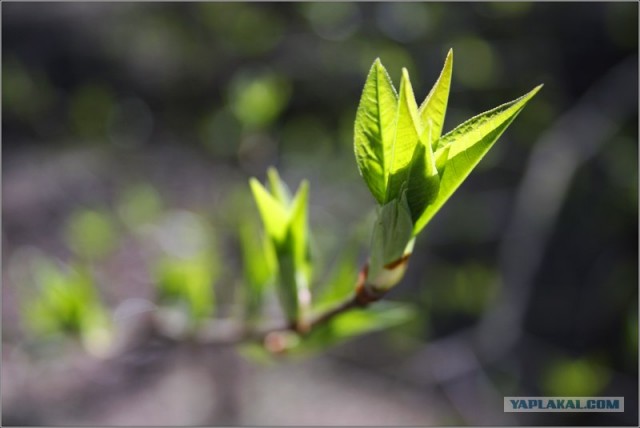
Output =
[
  {"x1": 250, "y1": 177, "x2": 289, "y2": 242},
  {"x1": 385, "y1": 66, "x2": 421, "y2": 203},
  {"x1": 354, "y1": 56, "x2": 399, "y2": 204},
  {"x1": 414, "y1": 85, "x2": 541, "y2": 234},
  {"x1": 419, "y1": 49, "x2": 454, "y2": 144}
]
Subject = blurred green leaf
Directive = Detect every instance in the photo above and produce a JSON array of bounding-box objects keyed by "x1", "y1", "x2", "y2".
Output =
[
  {"x1": 541, "y1": 357, "x2": 611, "y2": 397},
  {"x1": 288, "y1": 180, "x2": 311, "y2": 278},
  {"x1": 200, "y1": 4, "x2": 284, "y2": 55},
  {"x1": 65, "y1": 209, "x2": 118, "y2": 261},
  {"x1": 250, "y1": 171, "x2": 312, "y2": 328},
  {"x1": 267, "y1": 167, "x2": 292, "y2": 205},
  {"x1": 238, "y1": 215, "x2": 276, "y2": 324},
  {"x1": 229, "y1": 71, "x2": 291, "y2": 129},
  {"x1": 23, "y1": 258, "x2": 111, "y2": 354},
  {"x1": 3, "y1": 58, "x2": 54, "y2": 121},
  {"x1": 354, "y1": 58, "x2": 398, "y2": 204},
  {"x1": 154, "y1": 253, "x2": 218, "y2": 323},
  {"x1": 250, "y1": 178, "x2": 290, "y2": 243},
  {"x1": 413, "y1": 84, "x2": 542, "y2": 234},
  {"x1": 116, "y1": 183, "x2": 163, "y2": 229},
  {"x1": 313, "y1": 246, "x2": 360, "y2": 315},
  {"x1": 69, "y1": 83, "x2": 115, "y2": 139},
  {"x1": 423, "y1": 262, "x2": 499, "y2": 317}
]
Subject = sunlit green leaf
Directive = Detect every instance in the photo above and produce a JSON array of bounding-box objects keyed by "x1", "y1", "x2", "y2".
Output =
[
  {"x1": 419, "y1": 49, "x2": 453, "y2": 146},
  {"x1": 354, "y1": 58, "x2": 398, "y2": 204},
  {"x1": 435, "y1": 144, "x2": 450, "y2": 173},
  {"x1": 413, "y1": 85, "x2": 542, "y2": 234},
  {"x1": 406, "y1": 139, "x2": 440, "y2": 223},
  {"x1": 386, "y1": 68, "x2": 422, "y2": 203}
]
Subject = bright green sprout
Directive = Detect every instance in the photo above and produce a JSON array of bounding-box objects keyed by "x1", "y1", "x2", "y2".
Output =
[
  {"x1": 250, "y1": 167, "x2": 312, "y2": 331},
  {"x1": 354, "y1": 50, "x2": 541, "y2": 294}
]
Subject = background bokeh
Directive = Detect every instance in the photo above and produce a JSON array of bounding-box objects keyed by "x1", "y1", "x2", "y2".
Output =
[{"x1": 2, "y1": 2, "x2": 638, "y2": 426}]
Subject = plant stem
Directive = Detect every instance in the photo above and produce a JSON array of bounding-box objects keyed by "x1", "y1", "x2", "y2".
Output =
[{"x1": 154, "y1": 263, "x2": 385, "y2": 353}]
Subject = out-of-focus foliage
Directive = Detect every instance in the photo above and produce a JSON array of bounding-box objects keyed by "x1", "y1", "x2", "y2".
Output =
[
  {"x1": 154, "y1": 254, "x2": 218, "y2": 325},
  {"x1": 65, "y1": 209, "x2": 118, "y2": 261},
  {"x1": 422, "y1": 262, "x2": 500, "y2": 319},
  {"x1": 291, "y1": 301, "x2": 416, "y2": 356},
  {"x1": 23, "y1": 257, "x2": 112, "y2": 356},
  {"x1": 150, "y1": 211, "x2": 220, "y2": 327},
  {"x1": 240, "y1": 301, "x2": 416, "y2": 361},
  {"x1": 250, "y1": 168, "x2": 312, "y2": 329},
  {"x1": 237, "y1": 214, "x2": 276, "y2": 325},
  {"x1": 312, "y1": 246, "x2": 360, "y2": 315},
  {"x1": 116, "y1": 183, "x2": 163, "y2": 230},
  {"x1": 229, "y1": 71, "x2": 291, "y2": 130},
  {"x1": 541, "y1": 357, "x2": 611, "y2": 397}
]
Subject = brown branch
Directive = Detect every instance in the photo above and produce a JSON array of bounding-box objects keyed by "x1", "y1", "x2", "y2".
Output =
[
  {"x1": 148, "y1": 246, "x2": 417, "y2": 354},
  {"x1": 183, "y1": 262, "x2": 388, "y2": 353}
]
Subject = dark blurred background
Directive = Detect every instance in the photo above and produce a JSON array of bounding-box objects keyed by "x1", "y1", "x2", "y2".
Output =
[{"x1": 2, "y1": 2, "x2": 638, "y2": 426}]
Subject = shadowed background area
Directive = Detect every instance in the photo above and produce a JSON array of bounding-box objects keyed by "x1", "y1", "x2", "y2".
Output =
[{"x1": 2, "y1": 2, "x2": 638, "y2": 426}]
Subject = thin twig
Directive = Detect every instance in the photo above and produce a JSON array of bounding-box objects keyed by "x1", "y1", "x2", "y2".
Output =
[{"x1": 187, "y1": 263, "x2": 383, "y2": 352}]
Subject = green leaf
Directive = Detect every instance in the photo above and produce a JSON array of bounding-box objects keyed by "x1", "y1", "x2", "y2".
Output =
[
  {"x1": 419, "y1": 49, "x2": 453, "y2": 146},
  {"x1": 278, "y1": 180, "x2": 312, "y2": 327},
  {"x1": 288, "y1": 180, "x2": 311, "y2": 276},
  {"x1": 435, "y1": 144, "x2": 450, "y2": 174},
  {"x1": 413, "y1": 85, "x2": 542, "y2": 235},
  {"x1": 289, "y1": 301, "x2": 416, "y2": 356},
  {"x1": 541, "y1": 357, "x2": 610, "y2": 397},
  {"x1": 116, "y1": 183, "x2": 163, "y2": 230},
  {"x1": 386, "y1": 68, "x2": 422, "y2": 203},
  {"x1": 313, "y1": 246, "x2": 360, "y2": 315},
  {"x1": 154, "y1": 254, "x2": 218, "y2": 322},
  {"x1": 65, "y1": 209, "x2": 117, "y2": 261},
  {"x1": 267, "y1": 167, "x2": 292, "y2": 205},
  {"x1": 406, "y1": 138, "x2": 440, "y2": 223},
  {"x1": 251, "y1": 171, "x2": 313, "y2": 328},
  {"x1": 369, "y1": 192, "x2": 414, "y2": 286},
  {"x1": 238, "y1": 217, "x2": 275, "y2": 323},
  {"x1": 24, "y1": 259, "x2": 111, "y2": 352},
  {"x1": 273, "y1": 243, "x2": 305, "y2": 326},
  {"x1": 249, "y1": 178, "x2": 289, "y2": 242},
  {"x1": 354, "y1": 58, "x2": 398, "y2": 204}
]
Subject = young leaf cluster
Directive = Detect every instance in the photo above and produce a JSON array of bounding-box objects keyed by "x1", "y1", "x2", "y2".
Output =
[
  {"x1": 354, "y1": 50, "x2": 541, "y2": 291},
  {"x1": 250, "y1": 168, "x2": 312, "y2": 331},
  {"x1": 23, "y1": 258, "x2": 111, "y2": 355}
]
